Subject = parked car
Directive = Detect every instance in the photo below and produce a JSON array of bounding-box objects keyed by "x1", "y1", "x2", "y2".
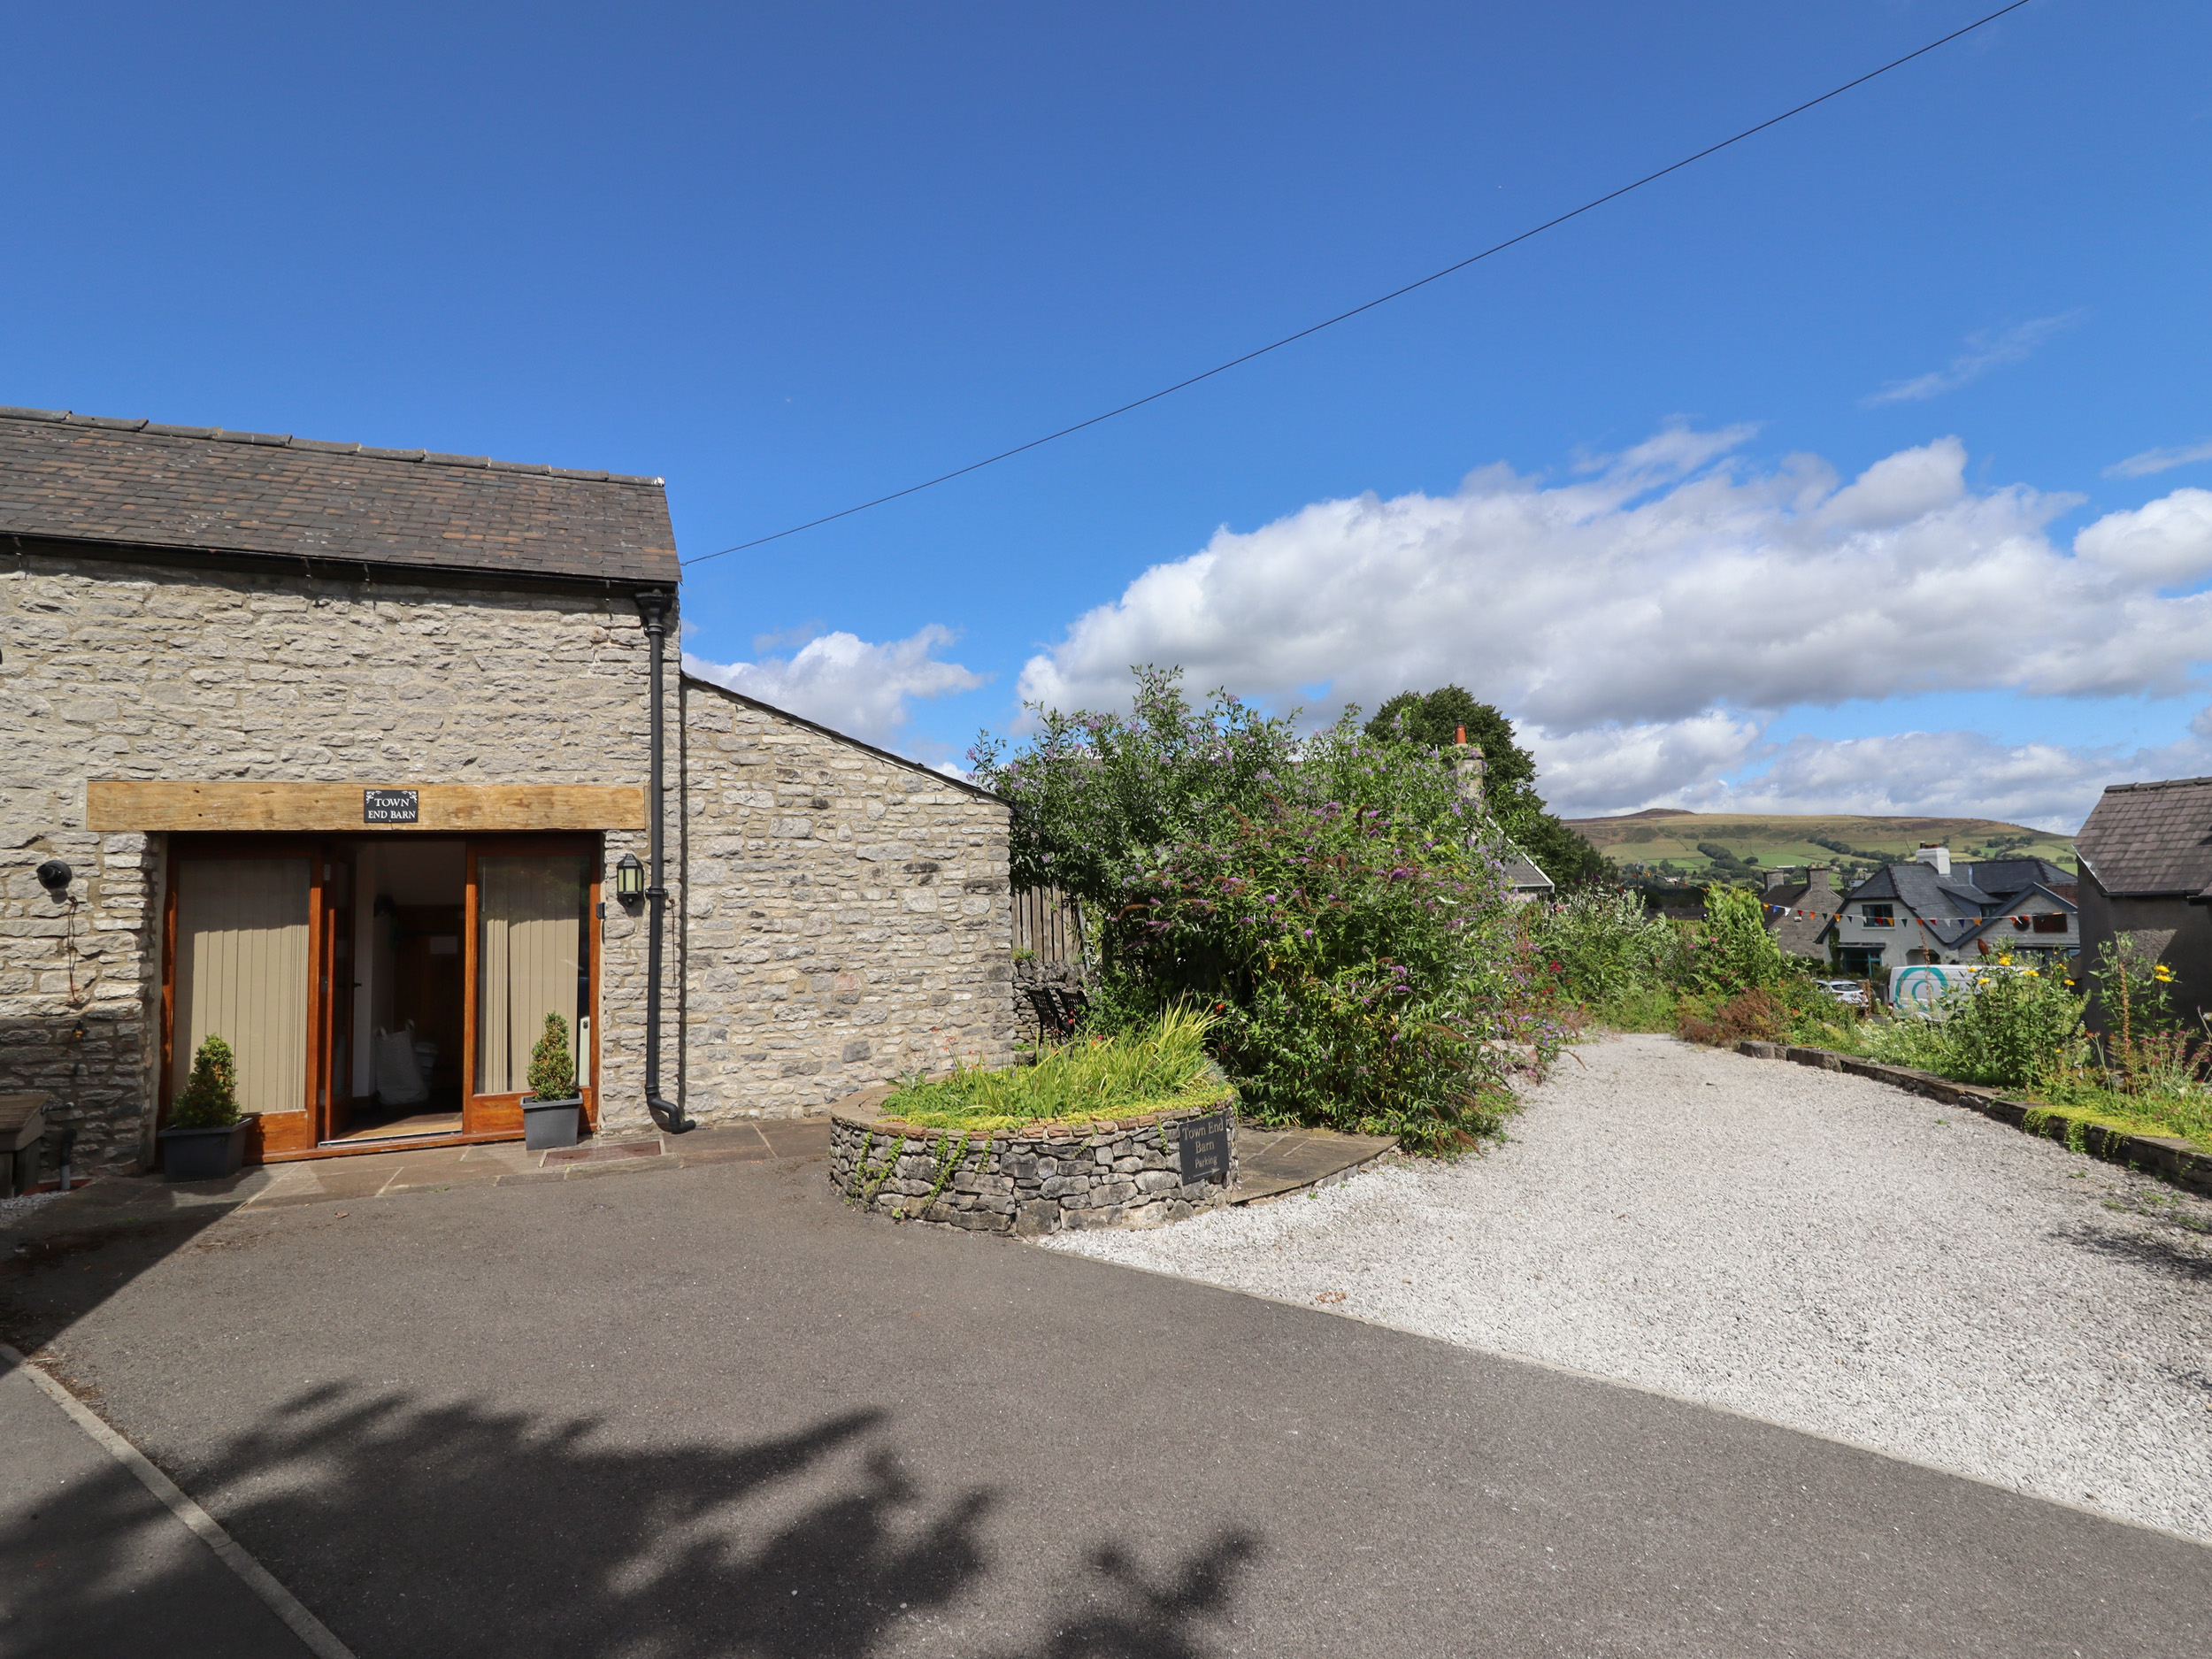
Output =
[{"x1": 1812, "y1": 979, "x2": 1870, "y2": 1008}]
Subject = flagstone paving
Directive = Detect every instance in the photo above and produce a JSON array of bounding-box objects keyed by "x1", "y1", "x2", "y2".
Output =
[{"x1": 9, "y1": 1114, "x2": 1390, "y2": 1238}]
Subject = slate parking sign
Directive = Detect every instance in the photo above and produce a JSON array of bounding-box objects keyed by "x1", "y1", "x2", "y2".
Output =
[
  {"x1": 364, "y1": 788, "x2": 419, "y2": 824},
  {"x1": 1178, "y1": 1110, "x2": 1231, "y2": 1185}
]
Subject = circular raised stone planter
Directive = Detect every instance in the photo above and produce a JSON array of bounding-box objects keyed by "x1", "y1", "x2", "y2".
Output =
[{"x1": 826, "y1": 1086, "x2": 1238, "y2": 1236}]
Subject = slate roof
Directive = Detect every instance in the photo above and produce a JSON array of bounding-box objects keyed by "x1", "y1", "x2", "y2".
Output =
[
  {"x1": 0, "y1": 406, "x2": 678, "y2": 586},
  {"x1": 2076, "y1": 776, "x2": 2212, "y2": 898},
  {"x1": 1499, "y1": 839, "x2": 1555, "y2": 895},
  {"x1": 1761, "y1": 868, "x2": 1843, "y2": 957},
  {"x1": 1817, "y1": 858, "x2": 2078, "y2": 951}
]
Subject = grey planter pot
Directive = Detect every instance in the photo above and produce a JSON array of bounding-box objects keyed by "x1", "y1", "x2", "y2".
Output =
[
  {"x1": 523, "y1": 1096, "x2": 583, "y2": 1150},
  {"x1": 160, "y1": 1120, "x2": 250, "y2": 1182}
]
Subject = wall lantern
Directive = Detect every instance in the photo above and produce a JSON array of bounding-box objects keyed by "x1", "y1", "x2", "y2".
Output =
[{"x1": 615, "y1": 852, "x2": 645, "y2": 902}]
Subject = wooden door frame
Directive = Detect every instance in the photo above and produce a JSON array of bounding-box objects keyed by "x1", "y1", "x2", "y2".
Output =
[
  {"x1": 161, "y1": 831, "x2": 604, "y2": 1164},
  {"x1": 462, "y1": 836, "x2": 603, "y2": 1139}
]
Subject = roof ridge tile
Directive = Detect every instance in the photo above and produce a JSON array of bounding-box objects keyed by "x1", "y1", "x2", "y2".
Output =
[{"x1": 0, "y1": 404, "x2": 660, "y2": 487}]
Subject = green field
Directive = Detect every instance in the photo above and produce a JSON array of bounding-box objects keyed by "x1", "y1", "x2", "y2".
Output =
[{"x1": 1564, "y1": 810, "x2": 2077, "y2": 883}]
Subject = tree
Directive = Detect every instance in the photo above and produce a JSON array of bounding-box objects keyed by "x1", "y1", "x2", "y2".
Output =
[{"x1": 1364, "y1": 687, "x2": 1610, "y2": 887}]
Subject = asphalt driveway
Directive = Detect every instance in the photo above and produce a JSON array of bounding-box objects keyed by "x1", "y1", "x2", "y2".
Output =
[{"x1": 2, "y1": 1149, "x2": 2207, "y2": 1658}]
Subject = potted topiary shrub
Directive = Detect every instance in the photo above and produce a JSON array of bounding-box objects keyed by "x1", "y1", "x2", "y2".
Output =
[
  {"x1": 522, "y1": 1012, "x2": 583, "y2": 1149},
  {"x1": 162, "y1": 1034, "x2": 250, "y2": 1180}
]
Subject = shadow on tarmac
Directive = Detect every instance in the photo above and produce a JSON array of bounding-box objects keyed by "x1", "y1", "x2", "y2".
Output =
[{"x1": 0, "y1": 1378, "x2": 1263, "y2": 1659}]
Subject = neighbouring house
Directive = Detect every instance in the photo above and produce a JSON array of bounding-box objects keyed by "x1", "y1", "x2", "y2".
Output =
[
  {"x1": 1759, "y1": 864, "x2": 1844, "y2": 961},
  {"x1": 2073, "y1": 775, "x2": 2212, "y2": 1030},
  {"x1": 1447, "y1": 739, "x2": 1554, "y2": 902},
  {"x1": 2, "y1": 405, "x2": 1013, "y2": 1174},
  {"x1": 1816, "y1": 844, "x2": 2078, "y2": 974},
  {"x1": 1498, "y1": 842, "x2": 1555, "y2": 903}
]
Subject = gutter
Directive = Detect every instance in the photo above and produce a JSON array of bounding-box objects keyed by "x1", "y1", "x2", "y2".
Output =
[{"x1": 634, "y1": 591, "x2": 693, "y2": 1135}]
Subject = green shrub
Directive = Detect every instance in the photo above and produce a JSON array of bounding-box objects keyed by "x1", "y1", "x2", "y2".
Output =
[
  {"x1": 972, "y1": 667, "x2": 1555, "y2": 1153},
  {"x1": 1525, "y1": 886, "x2": 1682, "y2": 1004},
  {"x1": 885, "y1": 1007, "x2": 1223, "y2": 1132},
  {"x1": 172, "y1": 1034, "x2": 241, "y2": 1129},
  {"x1": 1583, "y1": 982, "x2": 1679, "y2": 1033},
  {"x1": 526, "y1": 1013, "x2": 577, "y2": 1102},
  {"x1": 1849, "y1": 962, "x2": 2085, "y2": 1090},
  {"x1": 1928, "y1": 962, "x2": 2085, "y2": 1088},
  {"x1": 1693, "y1": 885, "x2": 1788, "y2": 995},
  {"x1": 1096, "y1": 794, "x2": 1550, "y2": 1154}
]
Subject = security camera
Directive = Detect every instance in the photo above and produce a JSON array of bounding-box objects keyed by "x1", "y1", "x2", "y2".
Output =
[{"x1": 35, "y1": 859, "x2": 73, "y2": 898}]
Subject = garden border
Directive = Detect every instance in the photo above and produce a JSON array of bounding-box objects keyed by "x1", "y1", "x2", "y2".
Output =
[{"x1": 1732, "y1": 1041, "x2": 2212, "y2": 1198}]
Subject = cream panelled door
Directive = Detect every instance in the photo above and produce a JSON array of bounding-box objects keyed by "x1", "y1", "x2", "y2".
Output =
[
  {"x1": 173, "y1": 858, "x2": 312, "y2": 1116},
  {"x1": 473, "y1": 854, "x2": 590, "y2": 1095}
]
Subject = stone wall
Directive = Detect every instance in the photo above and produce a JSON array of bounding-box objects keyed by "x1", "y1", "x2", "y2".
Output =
[
  {"x1": 676, "y1": 679, "x2": 1015, "y2": 1118},
  {"x1": 825, "y1": 1095, "x2": 1238, "y2": 1234},
  {"x1": 1, "y1": 547, "x2": 678, "y2": 1165}
]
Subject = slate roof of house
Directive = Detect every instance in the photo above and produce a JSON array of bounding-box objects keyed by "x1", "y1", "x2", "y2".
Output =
[
  {"x1": 2076, "y1": 776, "x2": 2212, "y2": 898},
  {"x1": 0, "y1": 406, "x2": 679, "y2": 586},
  {"x1": 1499, "y1": 840, "x2": 1555, "y2": 894},
  {"x1": 1817, "y1": 857, "x2": 2078, "y2": 951},
  {"x1": 1761, "y1": 868, "x2": 1842, "y2": 957}
]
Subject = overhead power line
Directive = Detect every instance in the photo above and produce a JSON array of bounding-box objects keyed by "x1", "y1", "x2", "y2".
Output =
[{"x1": 685, "y1": 0, "x2": 2032, "y2": 567}]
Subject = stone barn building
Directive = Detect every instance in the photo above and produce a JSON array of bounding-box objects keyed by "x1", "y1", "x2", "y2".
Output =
[{"x1": 0, "y1": 405, "x2": 1012, "y2": 1172}]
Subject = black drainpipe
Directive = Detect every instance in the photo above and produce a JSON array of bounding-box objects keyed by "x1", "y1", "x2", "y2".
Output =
[{"x1": 633, "y1": 590, "x2": 692, "y2": 1134}]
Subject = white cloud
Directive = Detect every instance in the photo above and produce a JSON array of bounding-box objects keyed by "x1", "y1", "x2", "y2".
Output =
[
  {"x1": 1646, "y1": 725, "x2": 2212, "y2": 834},
  {"x1": 2106, "y1": 439, "x2": 2212, "y2": 480},
  {"x1": 1015, "y1": 429, "x2": 2212, "y2": 820},
  {"x1": 685, "y1": 625, "x2": 984, "y2": 748},
  {"x1": 1861, "y1": 314, "x2": 2078, "y2": 406},
  {"x1": 2073, "y1": 489, "x2": 2212, "y2": 587}
]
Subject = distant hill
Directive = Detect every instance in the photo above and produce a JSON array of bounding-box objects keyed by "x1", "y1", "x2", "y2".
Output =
[{"x1": 1563, "y1": 810, "x2": 2077, "y2": 883}]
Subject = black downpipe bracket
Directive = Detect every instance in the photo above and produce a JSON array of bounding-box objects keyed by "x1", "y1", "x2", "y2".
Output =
[{"x1": 634, "y1": 590, "x2": 692, "y2": 1134}]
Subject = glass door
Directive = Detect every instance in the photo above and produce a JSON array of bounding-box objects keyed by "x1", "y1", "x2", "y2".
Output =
[
  {"x1": 463, "y1": 841, "x2": 597, "y2": 1136},
  {"x1": 167, "y1": 845, "x2": 320, "y2": 1159}
]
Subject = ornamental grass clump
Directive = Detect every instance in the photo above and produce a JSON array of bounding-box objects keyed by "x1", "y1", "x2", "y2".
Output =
[
  {"x1": 172, "y1": 1034, "x2": 241, "y2": 1129},
  {"x1": 526, "y1": 1012, "x2": 577, "y2": 1102},
  {"x1": 883, "y1": 1006, "x2": 1224, "y2": 1133}
]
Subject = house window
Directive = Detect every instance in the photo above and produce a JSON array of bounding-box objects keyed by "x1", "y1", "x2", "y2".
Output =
[
  {"x1": 2031, "y1": 912, "x2": 2069, "y2": 934},
  {"x1": 1861, "y1": 904, "x2": 1893, "y2": 926}
]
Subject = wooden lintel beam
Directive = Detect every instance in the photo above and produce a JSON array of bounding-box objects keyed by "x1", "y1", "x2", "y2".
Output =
[{"x1": 85, "y1": 781, "x2": 647, "y2": 833}]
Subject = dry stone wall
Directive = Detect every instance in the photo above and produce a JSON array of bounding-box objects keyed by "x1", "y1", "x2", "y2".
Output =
[
  {"x1": 826, "y1": 1096, "x2": 1239, "y2": 1234},
  {"x1": 678, "y1": 680, "x2": 1015, "y2": 1119},
  {"x1": 1, "y1": 548, "x2": 677, "y2": 1165}
]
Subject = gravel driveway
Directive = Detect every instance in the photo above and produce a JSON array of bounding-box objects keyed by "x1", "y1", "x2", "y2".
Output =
[{"x1": 1047, "y1": 1033, "x2": 2212, "y2": 1543}]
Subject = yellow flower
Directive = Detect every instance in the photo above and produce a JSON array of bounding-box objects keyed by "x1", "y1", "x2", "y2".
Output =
[
  {"x1": 2022, "y1": 969, "x2": 2039, "y2": 977},
  {"x1": 1996, "y1": 954, "x2": 2013, "y2": 966}
]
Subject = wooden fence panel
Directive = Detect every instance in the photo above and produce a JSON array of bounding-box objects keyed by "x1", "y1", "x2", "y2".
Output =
[{"x1": 1013, "y1": 887, "x2": 1086, "y2": 966}]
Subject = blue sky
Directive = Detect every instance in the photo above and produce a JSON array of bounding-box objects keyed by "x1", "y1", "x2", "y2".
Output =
[{"x1": 6, "y1": 1, "x2": 2208, "y2": 829}]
